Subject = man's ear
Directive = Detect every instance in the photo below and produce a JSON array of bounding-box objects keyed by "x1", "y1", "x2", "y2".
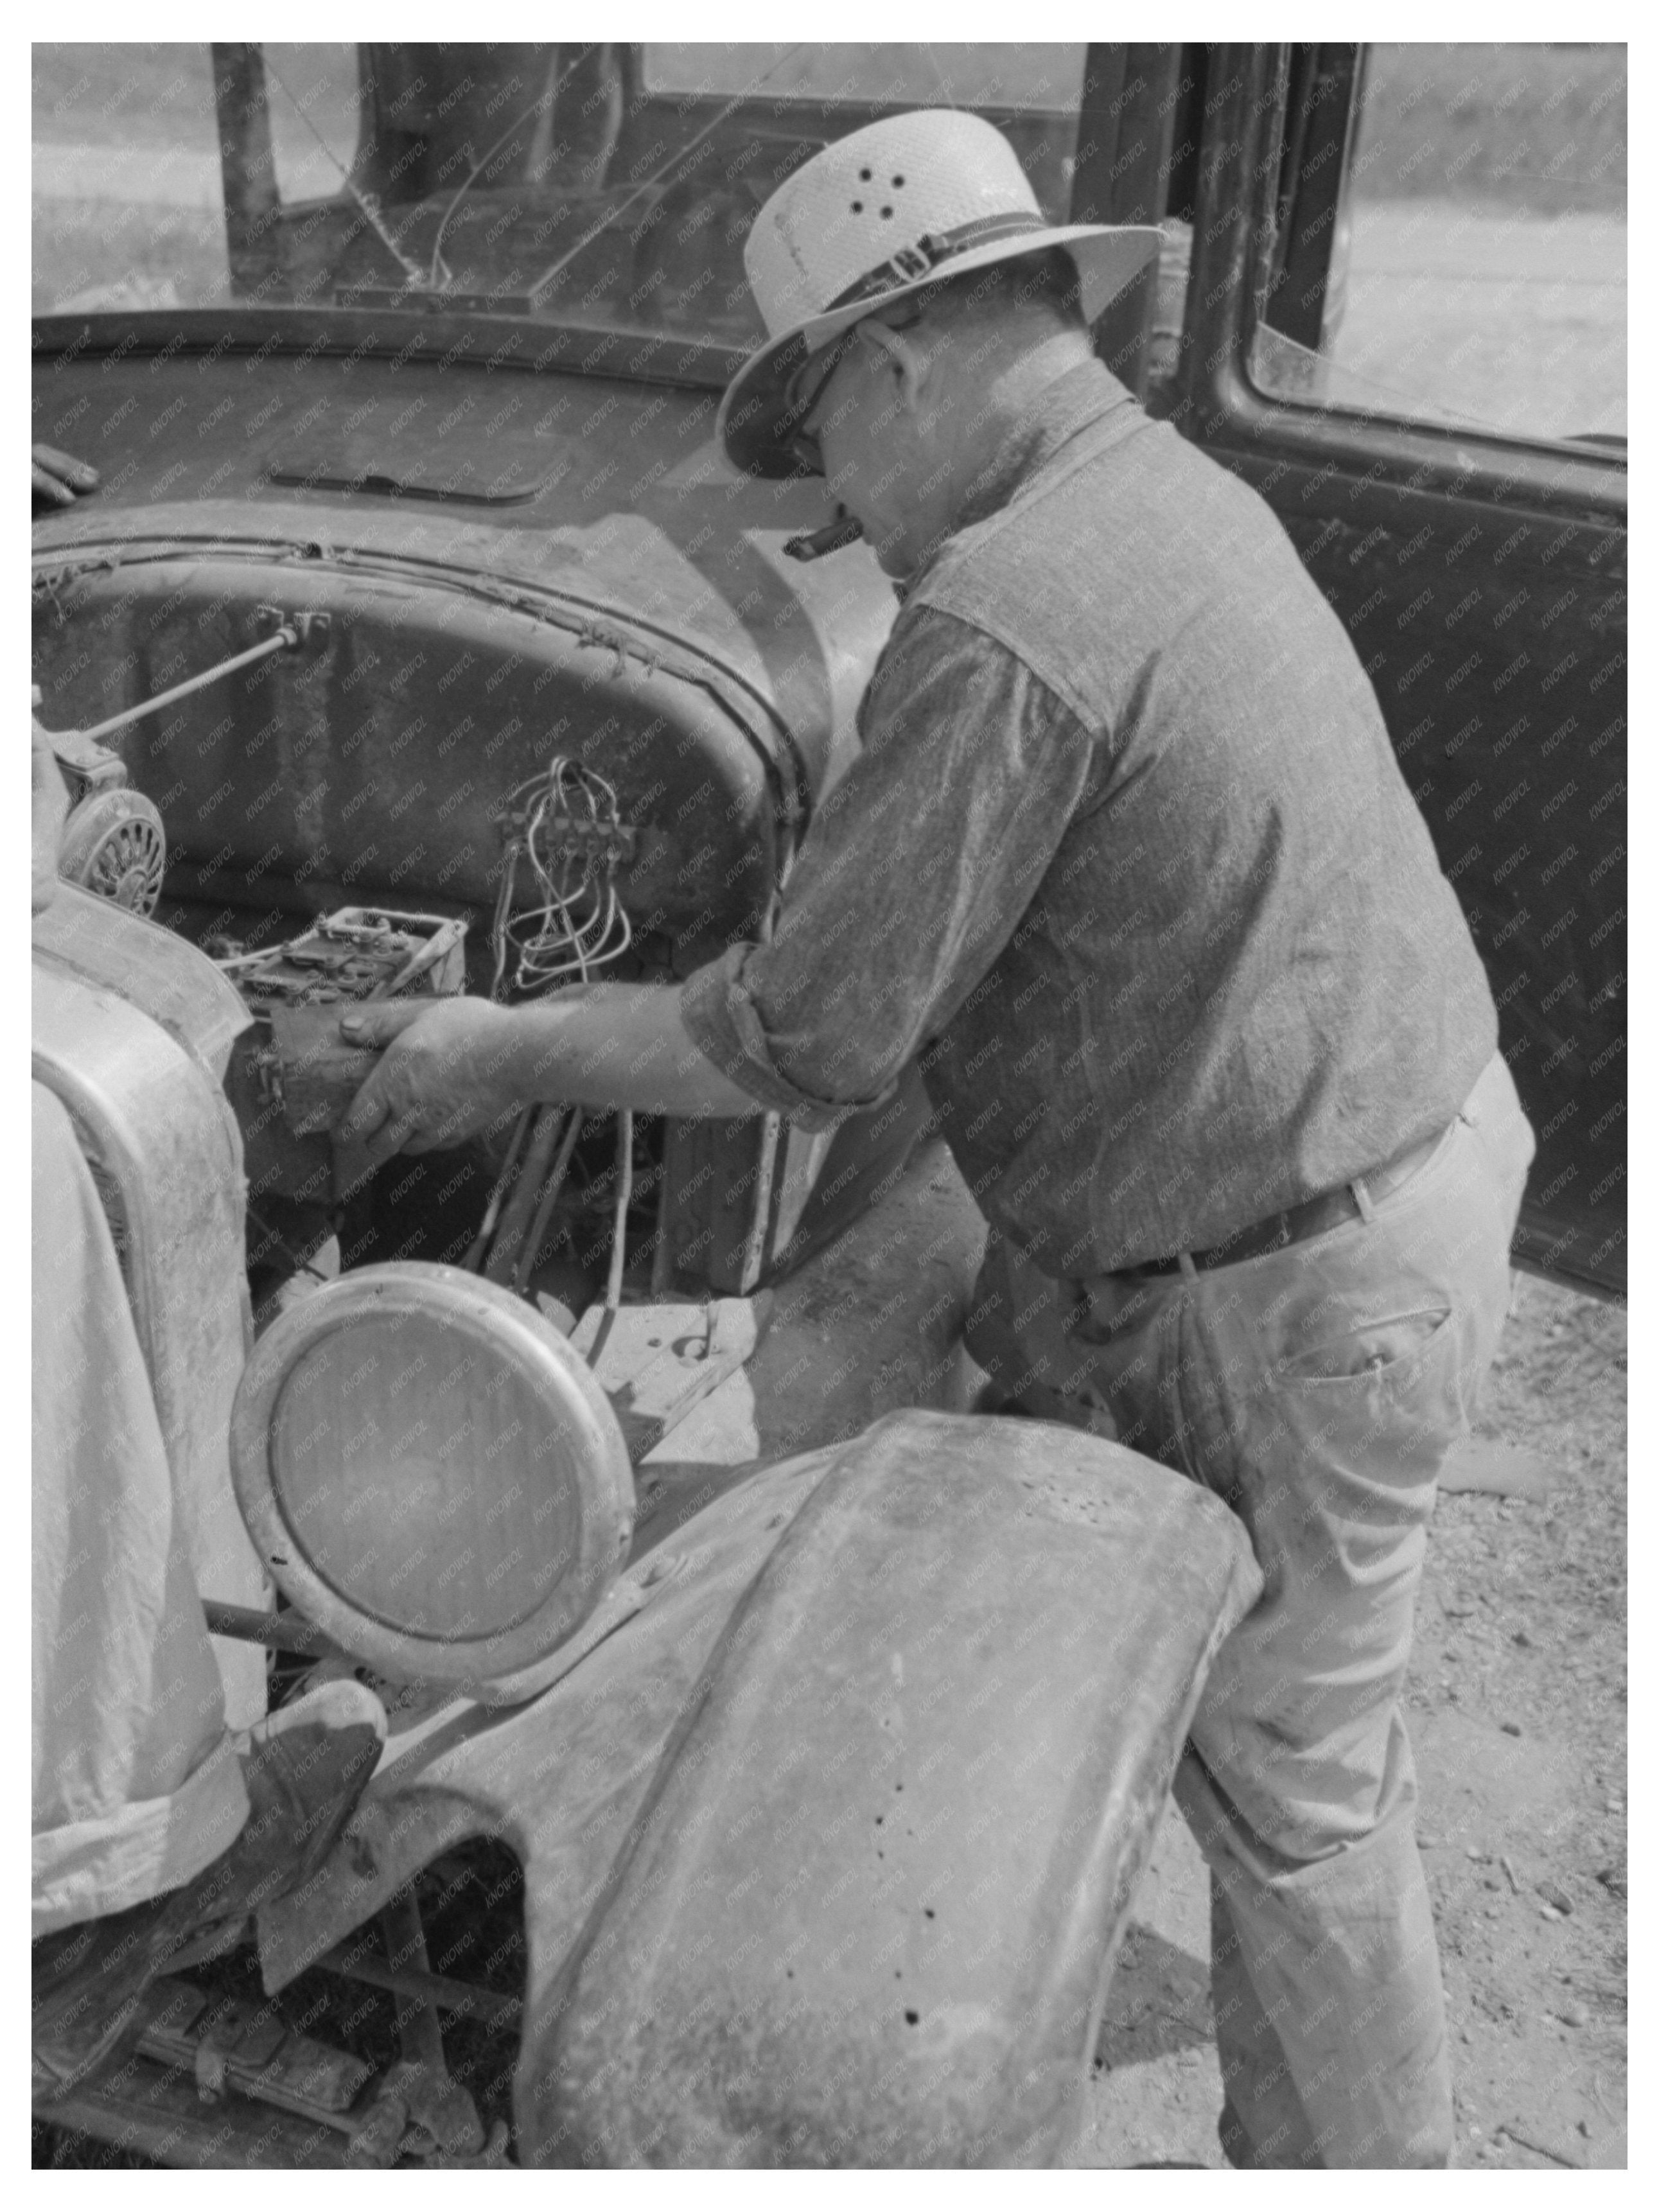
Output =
[{"x1": 859, "y1": 321, "x2": 932, "y2": 415}]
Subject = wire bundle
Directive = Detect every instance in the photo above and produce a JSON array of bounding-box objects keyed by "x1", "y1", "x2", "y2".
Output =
[{"x1": 490, "y1": 756, "x2": 633, "y2": 999}]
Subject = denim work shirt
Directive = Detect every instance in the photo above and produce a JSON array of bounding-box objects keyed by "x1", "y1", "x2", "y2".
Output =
[{"x1": 681, "y1": 359, "x2": 1498, "y2": 1275}]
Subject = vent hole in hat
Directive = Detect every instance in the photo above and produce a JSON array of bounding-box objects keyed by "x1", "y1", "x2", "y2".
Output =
[
  {"x1": 893, "y1": 175, "x2": 905, "y2": 186},
  {"x1": 881, "y1": 206, "x2": 894, "y2": 218},
  {"x1": 852, "y1": 200, "x2": 863, "y2": 214},
  {"x1": 859, "y1": 168, "x2": 872, "y2": 181}
]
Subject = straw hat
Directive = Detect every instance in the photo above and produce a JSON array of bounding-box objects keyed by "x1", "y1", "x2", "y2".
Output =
[{"x1": 717, "y1": 109, "x2": 1161, "y2": 478}]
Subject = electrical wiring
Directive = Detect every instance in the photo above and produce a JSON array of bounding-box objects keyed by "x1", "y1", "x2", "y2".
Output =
[
  {"x1": 489, "y1": 756, "x2": 633, "y2": 1000},
  {"x1": 470, "y1": 755, "x2": 642, "y2": 1299}
]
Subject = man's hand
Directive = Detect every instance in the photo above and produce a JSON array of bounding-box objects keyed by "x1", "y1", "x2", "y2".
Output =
[
  {"x1": 33, "y1": 443, "x2": 100, "y2": 511},
  {"x1": 337, "y1": 997, "x2": 529, "y2": 1164},
  {"x1": 338, "y1": 978, "x2": 758, "y2": 1164}
]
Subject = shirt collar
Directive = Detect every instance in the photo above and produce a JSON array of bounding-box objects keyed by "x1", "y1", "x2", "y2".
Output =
[{"x1": 945, "y1": 357, "x2": 1136, "y2": 541}]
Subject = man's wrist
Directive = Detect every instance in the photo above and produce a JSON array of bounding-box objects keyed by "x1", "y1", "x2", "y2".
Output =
[
  {"x1": 496, "y1": 996, "x2": 572, "y2": 1108},
  {"x1": 473, "y1": 982, "x2": 755, "y2": 1119}
]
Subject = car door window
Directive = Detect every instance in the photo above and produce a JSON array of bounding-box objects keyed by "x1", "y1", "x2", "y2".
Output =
[{"x1": 1249, "y1": 43, "x2": 1626, "y2": 447}]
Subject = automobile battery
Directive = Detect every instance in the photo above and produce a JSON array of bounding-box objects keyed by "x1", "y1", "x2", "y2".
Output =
[{"x1": 217, "y1": 908, "x2": 468, "y2": 1213}]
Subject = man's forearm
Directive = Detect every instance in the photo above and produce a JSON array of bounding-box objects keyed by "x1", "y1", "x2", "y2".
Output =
[{"x1": 504, "y1": 980, "x2": 760, "y2": 1119}]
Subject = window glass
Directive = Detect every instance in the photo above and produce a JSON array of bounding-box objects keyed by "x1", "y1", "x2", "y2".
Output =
[
  {"x1": 644, "y1": 42, "x2": 1084, "y2": 121},
  {"x1": 1250, "y1": 44, "x2": 1626, "y2": 446},
  {"x1": 259, "y1": 45, "x2": 364, "y2": 204},
  {"x1": 33, "y1": 42, "x2": 1087, "y2": 347}
]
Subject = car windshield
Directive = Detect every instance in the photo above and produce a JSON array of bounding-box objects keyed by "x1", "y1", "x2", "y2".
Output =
[{"x1": 32, "y1": 42, "x2": 1087, "y2": 353}]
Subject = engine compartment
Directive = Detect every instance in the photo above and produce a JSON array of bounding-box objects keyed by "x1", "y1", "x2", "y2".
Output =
[
  {"x1": 32, "y1": 355, "x2": 923, "y2": 1313},
  {"x1": 34, "y1": 531, "x2": 801, "y2": 959}
]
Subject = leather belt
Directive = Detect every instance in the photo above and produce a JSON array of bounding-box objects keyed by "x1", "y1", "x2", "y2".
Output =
[{"x1": 1129, "y1": 1123, "x2": 1452, "y2": 1279}]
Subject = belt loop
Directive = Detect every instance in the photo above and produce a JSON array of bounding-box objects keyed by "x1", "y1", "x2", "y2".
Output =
[
  {"x1": 1349, "y1": 1176, "x2": 1378, "y2": 1224},
  {"x1": 1176, "y1": 1250, "x2": 1199, "y2": 1281}
]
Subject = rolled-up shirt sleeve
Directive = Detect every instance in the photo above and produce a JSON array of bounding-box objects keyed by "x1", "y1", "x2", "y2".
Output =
[{"x1": 679, "y1": 605, "x2": 1098, "y2": 1128}]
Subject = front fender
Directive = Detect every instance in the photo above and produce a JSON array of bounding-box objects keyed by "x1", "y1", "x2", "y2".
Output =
[{"x1": 522, "y1": 1408, "x2": 1261, "y2": 2168}]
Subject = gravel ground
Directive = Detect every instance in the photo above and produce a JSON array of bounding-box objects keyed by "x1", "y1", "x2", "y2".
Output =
[{"x1": 1409, "y1": 1270, "x2": 1627, "y2": 2171}]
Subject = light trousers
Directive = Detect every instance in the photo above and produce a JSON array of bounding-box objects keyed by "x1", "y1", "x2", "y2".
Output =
[{"x1": 966, "y1": 1053, "x2": 1534, "y2": 2166}]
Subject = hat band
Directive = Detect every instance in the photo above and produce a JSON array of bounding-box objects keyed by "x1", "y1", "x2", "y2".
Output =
[{"x1": 821, "y1": 211, "x2": 1052, "y2": 314}]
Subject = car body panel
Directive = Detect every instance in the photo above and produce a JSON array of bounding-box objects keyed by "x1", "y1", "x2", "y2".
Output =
[
  {"x1": 531, "y1": 1410, "x2": 1259, "y2": 2169},
  {"x1": 32, "y1": 891, "x2": 268, "y2": 1721}
]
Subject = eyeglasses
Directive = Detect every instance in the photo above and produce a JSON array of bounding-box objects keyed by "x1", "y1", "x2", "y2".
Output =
[
  {"x1": 783, "y1": 328, "x2": 863, "y2": 476},
  {"x1": 782, "y1": 305, "x2": 927, "y2": 476}
]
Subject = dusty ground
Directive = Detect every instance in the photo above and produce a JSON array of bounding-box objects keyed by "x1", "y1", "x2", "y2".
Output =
[{"x1": 1410, "y1": 1271, "x2": 1628, "y2": 2171}]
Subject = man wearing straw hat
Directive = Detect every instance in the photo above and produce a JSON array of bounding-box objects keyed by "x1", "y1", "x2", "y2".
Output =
[{"x1": 342, "y1": 110, "x2": 1534, "y2": 2169}]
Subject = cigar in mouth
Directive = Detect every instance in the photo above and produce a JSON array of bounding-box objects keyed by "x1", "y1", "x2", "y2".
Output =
[{"x1": 783, "y1": 511, "x2": 865, "y2": 562}]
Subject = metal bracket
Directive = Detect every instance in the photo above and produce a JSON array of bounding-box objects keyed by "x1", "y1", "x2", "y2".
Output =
[
  {"x1": 46, "y1": 725, "x2": 127, "y2": 794},
  {"x1": 254, "y1": 604, "x2": 331, "y2": 649},
  {"x1": 377, "y1": 1889, "x2": 486, "y2": 2159}
]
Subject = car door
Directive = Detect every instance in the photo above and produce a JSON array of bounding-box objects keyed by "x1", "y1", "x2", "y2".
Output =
[{"x1": 1074, "y1": 41, "x2": 1627, "y2": 1299}]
